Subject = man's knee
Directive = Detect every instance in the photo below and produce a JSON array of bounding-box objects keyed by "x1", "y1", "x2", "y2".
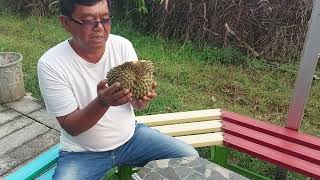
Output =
[
  {"x1": 177, "y1": 143, "x2": 199, "y2": 157},
  {"x1": 162, "y1": 137, "x2": 199, "y2": 158}
]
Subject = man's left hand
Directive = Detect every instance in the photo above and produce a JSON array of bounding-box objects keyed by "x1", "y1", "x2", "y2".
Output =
[{"x1": 131, "y1": 82, "x2": 157, "y2": 111}]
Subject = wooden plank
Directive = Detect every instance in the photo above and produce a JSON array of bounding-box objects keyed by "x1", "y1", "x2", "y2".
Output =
[
  {"x1": 175, "y1": 132, "x2": 223, "y2": 148},
  {"x1": 222, "y1": 110, "x2": 320, "y2": 150},
  {"x1": 223, "y1": 121, "x2": 320, "y2": 165},
  {"x1": 136, "y1": 109, "x2": 221, "y2": 126},
  {"x1": 224, "y1": 133, "x2": 320, "y2": 179},
  {"x1": 153, "y1": 120, "x2": 221, "y2": 137}
]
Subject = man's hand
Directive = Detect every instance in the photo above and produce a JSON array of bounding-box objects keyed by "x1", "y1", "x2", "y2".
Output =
[
  {"x1": 97, "y1": 79, "x2": 132, "y2": 107},
  {"x1": 131, "y1": 82, "x2": 157, "y2": 111}
]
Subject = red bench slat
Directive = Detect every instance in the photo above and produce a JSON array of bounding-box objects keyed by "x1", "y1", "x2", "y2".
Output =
[
  {"x1": 223, "y1": 121, "x2": 320, "y2": 165},
  {"x1": 224, "y1": 133, "x2": 320, "y2": 179},
  {"x1": 222, "y1": 110, "x2": 320, "y2": 150}
]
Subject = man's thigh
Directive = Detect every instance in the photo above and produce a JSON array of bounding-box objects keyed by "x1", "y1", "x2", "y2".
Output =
[
  {"x1": 116, "y1": 123, "x2": 199, "y2": 167},
  {"x1": 53, "y1": 150, "x2": 113, "y2": 180}
]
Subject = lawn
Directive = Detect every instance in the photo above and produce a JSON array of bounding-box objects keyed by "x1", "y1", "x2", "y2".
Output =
[{"x1": 0, "y1": 10, "x2": 319, "y2": 179}]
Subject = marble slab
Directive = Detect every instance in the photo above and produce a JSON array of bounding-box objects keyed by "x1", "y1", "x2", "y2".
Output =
[{"x1": 131, "y1": 156, "x2": 249, "y2": 180}]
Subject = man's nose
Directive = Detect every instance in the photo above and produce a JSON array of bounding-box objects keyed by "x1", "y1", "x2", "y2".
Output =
[{"x1": 93, "y1": 21, "x2": 104, "y2": 30}]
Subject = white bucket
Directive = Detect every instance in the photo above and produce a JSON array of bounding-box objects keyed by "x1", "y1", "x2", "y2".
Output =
[{"x1": 0, "y1": 52, "x2": 25, "y2": 103}]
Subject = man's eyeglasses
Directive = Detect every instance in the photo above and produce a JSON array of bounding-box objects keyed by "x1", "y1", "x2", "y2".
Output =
[{"x1": 69, "y1": 17, "x2": 112, "y2": 29}]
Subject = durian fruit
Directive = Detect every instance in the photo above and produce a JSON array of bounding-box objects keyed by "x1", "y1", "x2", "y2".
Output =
[{"x1": 106, "y1": 60, "x2": 154, "y2": 100}]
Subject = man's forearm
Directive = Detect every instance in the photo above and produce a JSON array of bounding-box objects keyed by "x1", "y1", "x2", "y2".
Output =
[{"x1": 58, "y1": 97, "x2": 109, "y2": 136}]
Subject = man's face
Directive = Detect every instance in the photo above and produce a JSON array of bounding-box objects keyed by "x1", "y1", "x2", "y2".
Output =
[{"x1": 65, "y1": 0, "x2": 111, "y2": 50}]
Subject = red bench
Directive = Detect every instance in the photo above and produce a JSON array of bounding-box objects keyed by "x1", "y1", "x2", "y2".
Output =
[{"x1": 221, "y1": 110, "x2": 320, "y2": 179}]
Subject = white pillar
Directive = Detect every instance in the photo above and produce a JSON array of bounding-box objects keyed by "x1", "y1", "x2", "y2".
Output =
[{"x1": 286, "y1": 0, "x2": 320, "y2": 130}]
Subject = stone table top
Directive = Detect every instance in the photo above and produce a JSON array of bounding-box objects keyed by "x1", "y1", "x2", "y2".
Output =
[{"x1": 131, "y1": 156, "x2": 249, "y2": 180}]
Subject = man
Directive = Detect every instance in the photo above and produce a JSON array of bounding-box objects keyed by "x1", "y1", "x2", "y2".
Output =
[{"x1": 37, "y1": 0, "x2": 198, "y2": 179}]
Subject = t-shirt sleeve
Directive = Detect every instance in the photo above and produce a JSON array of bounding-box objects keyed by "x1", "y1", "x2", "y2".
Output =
[
  {"x1": 37, "y1": 57, "x2": 78, "y2": 117},
  {"x1": 122, "y1": 39, "x2": 138, "y2": 62}
]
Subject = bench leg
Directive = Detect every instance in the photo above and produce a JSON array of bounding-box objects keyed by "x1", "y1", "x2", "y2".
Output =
[
  {"x1": 211, "y1": 146, "x2": 270, "y2": 180},
  {"x1": 104, "y1": 167, "x2": 118, "y2": 180},
  {"x1": 211, "y1": 145, "x2": 229, "y2": 167},
  {"x1": 274, "y1": 166, "x2": 288, "y2": 180},
  {"x1": 118, "y1": 166, "x2": 133, "y2": 180}
]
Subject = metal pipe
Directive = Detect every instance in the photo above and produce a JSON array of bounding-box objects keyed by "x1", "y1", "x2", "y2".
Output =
[{"x1": 286, "y1": 0, "x2": 320, "y2": 130}]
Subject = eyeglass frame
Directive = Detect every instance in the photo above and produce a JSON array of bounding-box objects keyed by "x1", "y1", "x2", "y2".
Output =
[{"x1": 68, "y1": 16, "x2": 112, "y2": 29}]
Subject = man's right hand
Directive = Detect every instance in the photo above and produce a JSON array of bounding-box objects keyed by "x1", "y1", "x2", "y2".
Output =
[{"x1": 97, "y1": 79, "x2": 132, "y2": 107}]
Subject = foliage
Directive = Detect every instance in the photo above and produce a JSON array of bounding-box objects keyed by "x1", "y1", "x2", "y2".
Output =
[
  {"x1": 1, "y1": 13, "x2": 319, "y2": 179},
  {"x1": 3, "y1": 0, "x2": 59, "y2": 16},
  {"x1": 112, "y1": 0, "x2": 150, "y2": 17},
  {"x1": 125, "y1": 0, "x2": 313, "y2": 63},
  {"x1": 2, "y1": 0, "x2": 315, "y2": 63}
]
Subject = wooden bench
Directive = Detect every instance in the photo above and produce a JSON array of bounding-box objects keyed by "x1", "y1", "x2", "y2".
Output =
[
  {"x1": 5, "y1": 109, "x2": 320, "y2": 179},
  {"x1": 4, "y1": 109, "x2": 223, "y2": 180},
  {"x1": 217, "y1": 110, "x2": 320, "y2": 179},
  {"x1": 135, "y1": 109, "x2": 223, "y2": 147}
]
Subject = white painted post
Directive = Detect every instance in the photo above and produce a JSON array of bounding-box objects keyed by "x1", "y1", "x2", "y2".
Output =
[{"x1": 286, "y1": 0, "x2": 320, "y2": 130}]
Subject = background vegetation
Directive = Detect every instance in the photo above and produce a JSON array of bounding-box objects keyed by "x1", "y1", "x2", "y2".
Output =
[
  {"x1": 0, "y1": 1, "x2": 319, "y2": 179},
  {"x1": 114, "y1": 0, "x2": 313, "y2": 62},
  {"x1": 4, "y1": 0, "x2": 315, "y2": 62}
]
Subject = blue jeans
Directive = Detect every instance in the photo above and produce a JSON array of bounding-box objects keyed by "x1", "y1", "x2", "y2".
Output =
[{"x1": 52, "y1": 123, "x2": 199, "y2": 180}]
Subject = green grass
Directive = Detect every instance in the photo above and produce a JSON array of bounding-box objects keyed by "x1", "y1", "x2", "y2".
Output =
[{"x1": 0, "y1": 12, "x2": 319, "y2": 179}]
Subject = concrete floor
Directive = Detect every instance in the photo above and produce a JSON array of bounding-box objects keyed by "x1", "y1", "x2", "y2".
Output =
[{"x1": 0, "y1": 96, "x2": 60, "y2": 178}]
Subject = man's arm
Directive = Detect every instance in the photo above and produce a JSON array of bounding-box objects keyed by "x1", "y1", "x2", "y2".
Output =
[
  {"x1": 57, "y1": 80, "x2": 132, "y2": 136},
  {"x1": 57, "y1": 97, "x2": 107, "y2": 136}
]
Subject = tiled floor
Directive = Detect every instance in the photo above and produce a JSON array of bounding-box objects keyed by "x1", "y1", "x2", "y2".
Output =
[{"x1": 0, "y1": 96, "x2": 60, "y2": 177}]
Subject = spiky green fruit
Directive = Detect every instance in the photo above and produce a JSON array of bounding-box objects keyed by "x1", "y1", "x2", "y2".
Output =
[{"x1": 106, "y1": 60, "x2": 154, "y2": 100}]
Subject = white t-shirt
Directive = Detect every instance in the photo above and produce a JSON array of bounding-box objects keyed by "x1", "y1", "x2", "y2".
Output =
[{"x1": 37, "y1": 34, "x2": 138, "y2": 152}]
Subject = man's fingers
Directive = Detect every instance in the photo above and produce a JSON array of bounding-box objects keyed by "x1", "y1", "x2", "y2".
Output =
[
  {"x1": 113, "y1": 88, "x2": 131, "y2": 99},
  {"x1": 114, "y1": 91, "x2": 132, "y2": 105},
  {"x1": 152, "y1": 81, "x2": 158, "y2": 90},
  {"x1": 99, "y1": 81, "x2": 157, "y2": 106},
  {"x1": 142, "y1": 96, "x2": 152, "y2": 101},
  {"x1": 106, "y1": 82, "x2": 121, "y2": 94},
  {"x1": 145, "y1": 91, "x2": 157, "y2": 99},
  {"x1": 97, "y1": 79, "x2": 108, "y2": 89}
]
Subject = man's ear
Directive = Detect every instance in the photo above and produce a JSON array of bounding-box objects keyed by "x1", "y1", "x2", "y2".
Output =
[{"x1": 59, "y1": 15, "x2": 72, "y2": 33}]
